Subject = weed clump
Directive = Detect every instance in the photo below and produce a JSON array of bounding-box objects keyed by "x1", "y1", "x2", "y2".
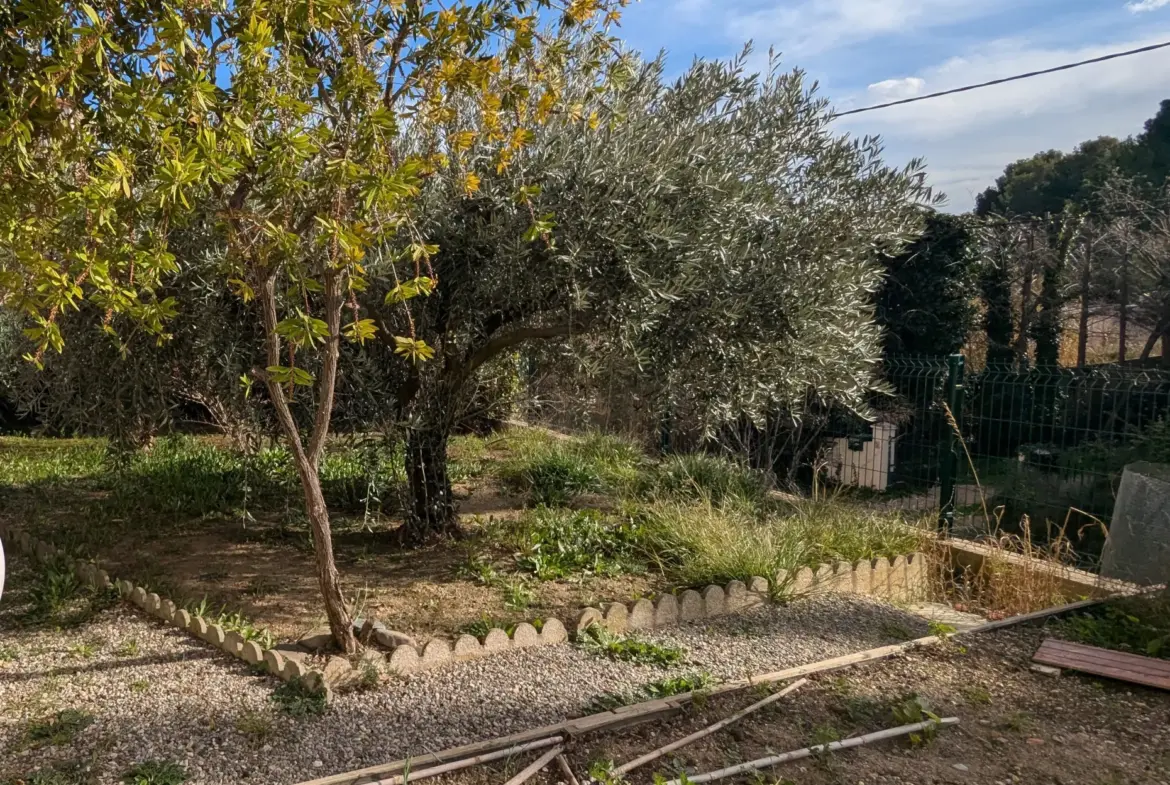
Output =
[
  {"x1": 271, "y1": 677, "x2": 327, "y2": 717},
  {"x1": 23, "y1": 709, "x2": 94, "y2": 749},
  {"x1": 121, "y1": 760, "x2": 187, "y2": 785},
  {"x1": 1055, "y1": 595, "x2": 1170, "y2": 659},
  {"x1": 577, "y1": 624, "x2": 684, "y2": 666},
  {"x1": 512, "y1": 507, "x2": 644, "y2": 580}
]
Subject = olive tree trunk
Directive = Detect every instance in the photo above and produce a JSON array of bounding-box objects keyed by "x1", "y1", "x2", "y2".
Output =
[{"x1": 402, "y1": 423, "x2": 459, "y2": 543}]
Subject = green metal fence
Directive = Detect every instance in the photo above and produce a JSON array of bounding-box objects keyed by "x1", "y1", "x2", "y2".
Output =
[{"x1": 880, "y1": 355, "x2": 1170, "y2": 563}]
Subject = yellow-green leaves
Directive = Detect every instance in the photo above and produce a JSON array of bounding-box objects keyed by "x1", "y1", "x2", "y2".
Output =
[
  {"x1": 275, "y1": 310, "x2": 329, "y2": 348},
  {"x1": 342, "y1": 318, "x2": 378, "y2": 344},
  {"x1": 384, "y1": 276, "x2": 437, "y2": 305},
  {"x1": 393, "y1": 337, "x2": 435, "y2": 363},
  {"x1": 266, "y1": 365, "x2": 314, "y2": 387}
]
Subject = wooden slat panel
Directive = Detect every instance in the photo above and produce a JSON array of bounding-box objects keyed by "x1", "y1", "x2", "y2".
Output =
[
  {"x1": 1034, "y1": 639, "x2": 1170, "y2": 690},
  {"x1": 1039, "y1": 640, "x2": 1170, "y2": 675}
]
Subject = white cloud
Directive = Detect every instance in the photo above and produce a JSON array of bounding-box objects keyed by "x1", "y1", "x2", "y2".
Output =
[
  {"x1": 835, "y1": 33, "x2": 1170, "y2": 210},
  {"x1": 724, "y1": 0, "x2": 995, "y2": 57},
  {"x1": 1127, "y1": 0, "x2": 1170, "y2": 12},
  {"x1": 868, "y1": 77, "x2": 926, "y2": 98}
]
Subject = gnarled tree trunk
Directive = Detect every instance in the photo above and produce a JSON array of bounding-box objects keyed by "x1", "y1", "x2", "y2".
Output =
[{"x1": 402, "y1": 423, "x2": 459, "y2": 544}]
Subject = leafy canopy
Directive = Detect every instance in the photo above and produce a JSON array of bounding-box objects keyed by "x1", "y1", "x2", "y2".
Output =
[{"x1": 0, "y1": 0, "x2": 624, "y2": 376}]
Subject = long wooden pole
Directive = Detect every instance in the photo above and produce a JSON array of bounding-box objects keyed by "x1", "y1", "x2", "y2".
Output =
[
  {"x1": 501, "y1": 745, "x2": 564, "y2": 785},
  {"x1": 298, "y1": 591, "x2": 1155, "y2": 785},
  {"x1": 613, "y1": 679, "x2": 808, "y2": 776},
  {"x1": 662, "y1": 718, "x2": 960, "y2": 785},
  {"x1": 373, "y1": 738, "x2": 563, "y2": 785},
  {"x1": 554, "y1": 755, "x2": 582, "y2": 785}
]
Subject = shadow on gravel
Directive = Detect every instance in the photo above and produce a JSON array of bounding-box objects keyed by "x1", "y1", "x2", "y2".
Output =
[{"x1": 0, "y1": 648, "x2": 220, "y2": 684}]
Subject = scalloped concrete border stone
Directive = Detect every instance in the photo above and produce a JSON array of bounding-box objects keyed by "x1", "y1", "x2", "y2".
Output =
[
  {"x1": 454, "y1": 634, "x2": 482, "y2": 660},
  {"x1": 654, "y1": 594, "x2": 678, "y2": 627},
  {"x1": 678, "y1": 589, "x2": 703, "y2": 622},
  {"x1": 1, "y1": 525, "x2": 331, "y2": 696},
  {"x1": 627, "y1": 598, "x2": 655, "y2": 630},
  {"x1": 702, "y1": 585, "x2": 725, "y2": 616},
  {"x1": 540, "y1": 618, "x2": 567, "y2": 644},
  {"x1": 511, "y1": 623, "x2": 540, "y2": 648}
]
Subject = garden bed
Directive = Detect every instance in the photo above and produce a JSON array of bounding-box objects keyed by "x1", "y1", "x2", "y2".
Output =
[{"x1": 0, "y1": 429, "x2": 928, "y2": 646}]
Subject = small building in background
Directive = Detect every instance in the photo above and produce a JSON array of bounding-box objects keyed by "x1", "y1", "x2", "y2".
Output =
[{"x1": 828, "y1": 421, "x2": 898, "y2": 491}]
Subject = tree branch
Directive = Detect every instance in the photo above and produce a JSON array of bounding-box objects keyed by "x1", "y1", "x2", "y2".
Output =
[
  {"x1": 257, "y1": 272, "x2": 310, "y2": 466},
  {"x1": 307, "y1": 270, "x2": 344, "y2": 469},
  {"x1": 463, "y1": 315, "x2": 589, "y2": 380}
]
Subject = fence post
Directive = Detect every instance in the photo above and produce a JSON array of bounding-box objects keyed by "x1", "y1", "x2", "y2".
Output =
[{"x1": 938, "y1": 354, "x2": 966, "y2": 535}]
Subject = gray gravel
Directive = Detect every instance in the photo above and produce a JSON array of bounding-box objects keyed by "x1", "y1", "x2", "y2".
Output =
[{"x1": 1, "y1": 555, "x2": 929, "y2": 785}]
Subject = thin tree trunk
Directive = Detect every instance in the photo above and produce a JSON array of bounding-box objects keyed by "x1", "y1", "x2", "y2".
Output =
[
  {"x1": 1076, "y1": 230, "x2": 1092, "y2": 368},
  {"x1": 1016, "y1": 230, "x2": 1034, "y2": 364},
  {"x1": 259, "y1": 274, "x2": 356, "y2": 653},
  {"x1": 1118, "y1": 250, "x2": 1129, "y2": 362}
]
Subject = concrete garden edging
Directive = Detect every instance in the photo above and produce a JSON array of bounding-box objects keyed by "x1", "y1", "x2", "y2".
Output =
[
  {"x1": 0, "y1": 521, "x2": 332, "y2": 698},
  {"x1": 356, "y1": 552, "x2": 931, "y2": 678}
]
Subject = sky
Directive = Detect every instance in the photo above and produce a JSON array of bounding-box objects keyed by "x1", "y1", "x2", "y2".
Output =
[{"x1": 613, "y1": 0, "x2": 1170, "y2": 212}]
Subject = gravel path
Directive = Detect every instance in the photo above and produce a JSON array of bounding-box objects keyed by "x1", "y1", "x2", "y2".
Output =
[{"x1": 1, "y1": 553, "x2": 929, "y2": 785}]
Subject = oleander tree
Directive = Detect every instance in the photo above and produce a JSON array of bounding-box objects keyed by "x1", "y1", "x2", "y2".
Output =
[
  {"x1": 0, "y1": 0, "x2": 624, "y2": 652},
  {"x1": 381, "y1": 50, "x2": 939, "y2": 540}
]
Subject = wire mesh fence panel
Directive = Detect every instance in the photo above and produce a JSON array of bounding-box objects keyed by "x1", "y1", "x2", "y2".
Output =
[
  {"x1": 862, "y1": 357, "x2": 953, "y2": 520},
  {"x1": 961, "y1": 361, "x2": 1170, "y2": 565}
]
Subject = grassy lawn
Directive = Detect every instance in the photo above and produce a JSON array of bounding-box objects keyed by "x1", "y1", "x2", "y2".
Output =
[{"x1": 0, "y1": 428, "x2": 929, "y2": 643}]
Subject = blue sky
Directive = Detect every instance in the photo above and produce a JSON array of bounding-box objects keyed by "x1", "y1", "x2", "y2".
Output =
[{"x1": 614, "y1": 0, "x2": 1170, "y2": 212}]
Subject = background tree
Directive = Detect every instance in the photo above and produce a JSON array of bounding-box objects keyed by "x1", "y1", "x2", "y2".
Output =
[
  {"x1": 875, "y1": 211, "x2": 976, "y2": 359},
  {"x1": 0, "y1": 0, "x2": 621, "y2": 652},
  {"x1": 379, "y1": 50, "x2": 939, "y2": 539}
]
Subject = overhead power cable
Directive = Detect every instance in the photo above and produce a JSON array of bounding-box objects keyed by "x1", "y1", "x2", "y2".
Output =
[{"x1": 834, "y1": 39, "x2": 1170, "y2": 118}]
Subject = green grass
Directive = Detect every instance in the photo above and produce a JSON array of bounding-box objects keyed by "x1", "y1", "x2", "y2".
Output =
[
  {"x1": 641, "y1": 452, "x2": 770, "y2": 505},
  {"x1": 499, "y1": 431, "x2": 644, "y2": 505},
  {"x1": 23, "y1": 709, "x2": 95, "y2": 749},
  {"x1": 121, "y1": 761, "x2": 186, "y2": 785},
  {"x1": 633, "y1": 496, "x2": 927, "y2": 589},
  {"x1": 1055, "y1": 596, "x2": 1170, "y2": 659},
  {"x1": 577, "y1": 624, "x2": 685, "y2": 666}
]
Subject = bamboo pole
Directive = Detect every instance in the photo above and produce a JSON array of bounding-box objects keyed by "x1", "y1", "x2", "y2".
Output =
[
  {"x1": 554, "y1": 755, "x2": 581, "y2": 785},
  {"x1": 298, "y1": 591, "x2": 1155, "y2": 785},
  {"x1": 613, "y1": 679, "x2": 808, "y2": 776},
  {"x1": 663, "y1": 718, "x2": 960, "y2": 785},
  {"x1": 501, "y1": 745, "x2": 564, "y2": 785},
  {"x1": 372, "y1": 737, "x2": 563, "y2": 785}
]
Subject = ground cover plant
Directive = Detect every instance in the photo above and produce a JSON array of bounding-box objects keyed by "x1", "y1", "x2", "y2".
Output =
[
  {"x1": 1054, "y1": 594, "x2": 1170, "y2": 659},
  {"x1": 0, "y1": 427, "x2": 929, "y2": 643}
]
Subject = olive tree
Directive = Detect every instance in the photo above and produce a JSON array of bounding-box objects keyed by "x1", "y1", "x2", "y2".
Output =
[
  {"x1": 0, "y1": 0, "x2": 621, "y2": 652},
  {"x1": 382, "y1": 50, "x2": 939, "y2": 540}
]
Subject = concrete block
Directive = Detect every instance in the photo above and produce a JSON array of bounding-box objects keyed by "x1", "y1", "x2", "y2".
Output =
[
  {"x1": 724, "y1": 580, "x2": 748, "y2": 611},
  {"x1": 222, "y1": 631, "x2": 245, "y2": 657},
  {"x1": 174, "y1": 609, "x2": 191, "y2": 629},
  {"x1": 576, "y1": 607, "x2": 603, "y2": 634},
  {"x1": 205, "y1": 624, "x2": 226, "y2": 647},
  {"x1": 702, "y1": 585, "x2": 726, "y2": 617},
  {"x1": 511, "y1": 623, "x2": 540, "y2": 648},
  {"x1": 241, "y1": 640, "x2": 263, "y2": 665},
  {"x1": 421, "y1": 639, "x2": 452, "y2": 667}
]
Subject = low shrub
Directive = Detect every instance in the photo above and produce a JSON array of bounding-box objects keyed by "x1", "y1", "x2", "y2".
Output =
[
  {"x1": 643, "y1": 453, "x2": 770, "y2": 505},
  {"x1": 512, "y1": 507, "x2": 644, "y2": 580}
]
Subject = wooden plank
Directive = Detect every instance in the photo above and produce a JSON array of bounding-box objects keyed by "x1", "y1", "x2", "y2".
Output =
[
  {"x1": 297, "y1": 591, "x2": 1161, "y2": 785},
  {"x1": 1033, "y1": 639, "x2": 1170, "y2": 690},
  {"x1": 1036, "y1": 640, "x2": 1170, "y2": 677}
]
